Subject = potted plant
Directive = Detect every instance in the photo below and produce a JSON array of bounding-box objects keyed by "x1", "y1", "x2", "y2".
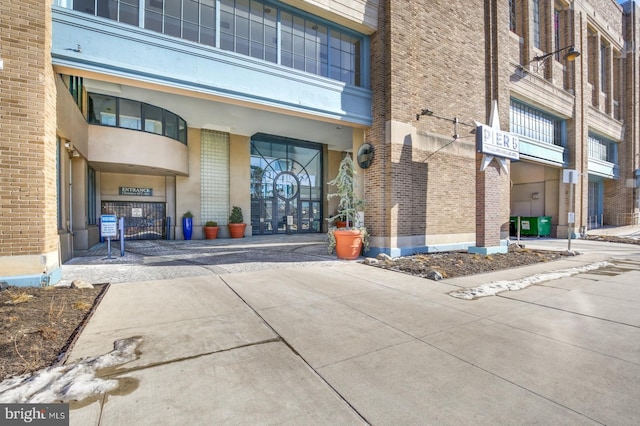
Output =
[
  {"x1": 228, "y1": 206, "x2": 246, "y2": 238},
  {"x1": 326, "y1": 155, "x2": 369, "y2": 259},
  {"x1": 203, "y1": 221, "x2": 219, "y2": 239},
  {"x1": 182, "y1": 211, "x2": 194, "y2": 240}
]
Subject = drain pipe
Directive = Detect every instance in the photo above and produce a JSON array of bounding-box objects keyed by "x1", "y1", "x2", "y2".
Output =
[{"x1": 68, "y1": 156, "x2": 74, "y2": 255}]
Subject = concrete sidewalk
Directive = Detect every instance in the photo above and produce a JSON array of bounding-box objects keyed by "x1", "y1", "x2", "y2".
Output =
[{"x1": 64, "y1": 234, "x2": 640, "y2": 425}]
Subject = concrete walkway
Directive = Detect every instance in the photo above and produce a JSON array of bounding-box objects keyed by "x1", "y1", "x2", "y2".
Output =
[{"x1": 64, "y1": 232, "x2": 640, "y2": 425}]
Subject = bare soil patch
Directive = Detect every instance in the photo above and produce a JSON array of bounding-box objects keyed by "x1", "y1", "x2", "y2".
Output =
[
  {"x1": 367, "y1": 244, "x2": 569, "y2": 279},
  {"x1": 0, "y1": 285, "x2": 107, "y2": 381}
]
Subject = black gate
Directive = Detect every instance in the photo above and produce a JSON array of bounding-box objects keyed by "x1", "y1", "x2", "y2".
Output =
[{"x1": 101, "y1": 201, "x2": 166, "y2": 240}]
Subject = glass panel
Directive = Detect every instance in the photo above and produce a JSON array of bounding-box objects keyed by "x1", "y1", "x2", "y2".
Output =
[
  {"x1": 74, "y1": 0, "x2": 95, "y2": 14},
  {"x1": 178, "y1": 118, "x2": 187, "y2": 143},
  {"x1": 165, "y1": 0, "x2": 181, "y2": 17},
  {"x1": 184, "y1": 21, "x2": 199, "y2": 41},
  {"x1": 201, "y1": 26, "x2": 215, "y2": 46},
  {"x1": 120, "y1": 3, "x2": 139, "y2": 26},
  {"x1": 119, "y1": 99, "x2": 141, "y2": 130},
  {"x1": 143, "y1": 104, "x2": 163, "y2": 134},
  {"x1": 88, "y1": 93, "x2": 116, "y2": 126},
  {"x1": 146, "y1": 0, "x2": 163, "y2": 13},
  {"x1": 165, "y1": 111, "x2": 178, "y2": 139},
  {"x1": 164, "y1": 15, "x2": 181, "y2": 37},
  {"x1": 97, "y1": 0, "x2": 118, "y2": 20},
  {"x1": 183, "y1": 0, "x2": 198, "y2": 23},
  {"x1": 201, "y1": 4, "x2": 215, "y2": 28},
  {"x1": 145, "y1": 10, "x2": 163, "y2": 32}
]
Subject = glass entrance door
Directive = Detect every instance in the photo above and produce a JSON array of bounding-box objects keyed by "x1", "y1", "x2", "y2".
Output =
[{"x1": 250, "y1": 135, "x2": 322, "y2": 235}]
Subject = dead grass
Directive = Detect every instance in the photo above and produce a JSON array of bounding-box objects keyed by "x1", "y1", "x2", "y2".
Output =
[{"x1": 1, "y1": 284, "x2": 106, "y2": 380}]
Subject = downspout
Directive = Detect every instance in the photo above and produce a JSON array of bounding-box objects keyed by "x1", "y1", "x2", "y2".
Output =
[{"x1": 69, "y1": 156, "x2": 74, "y2": 253}]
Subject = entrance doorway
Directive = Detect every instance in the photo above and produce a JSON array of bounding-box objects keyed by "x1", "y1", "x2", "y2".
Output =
[
  {"x1": 101, "y1": 201, "x2": 167, "y2": 240},
  {"x1": 250, "y1": 135, "x2": 322, "y2": 234}
]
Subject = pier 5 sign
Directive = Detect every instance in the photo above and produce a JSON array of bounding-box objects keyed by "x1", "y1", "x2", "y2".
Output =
[{"x1": 476, "y1": 124, "x2": 519, "y2": 161}]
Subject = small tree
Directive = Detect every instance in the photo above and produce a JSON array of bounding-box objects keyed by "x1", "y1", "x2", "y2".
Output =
[
  {"x1": 327, "y1": 155, "x2": 364, "y2": 228},
  {"x1": 326, "y1": 155, "x2": 368, "y2": 255}
]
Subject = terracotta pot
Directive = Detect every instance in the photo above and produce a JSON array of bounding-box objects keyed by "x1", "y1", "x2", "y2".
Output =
[
  {"x1": 228, "y1": 223, "x2": 247, "y2": 238},
  {"x1": 204, "y1": 226, "x2": 219, "y2": 239},
  {"x1": 334, "y1": 229, "x2": 363, "y2": 260},
  {"x1": 335, "y1": 221, "x2": 347, "y2": 228}
]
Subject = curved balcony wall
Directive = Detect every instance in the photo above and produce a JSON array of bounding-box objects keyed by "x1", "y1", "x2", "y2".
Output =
[{"x1": 88, "y1": 125, "x2": 189, "y2": 176}]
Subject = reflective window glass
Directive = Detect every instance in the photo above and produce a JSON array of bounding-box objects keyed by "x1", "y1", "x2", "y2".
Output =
[
  {"x1": 119, "y1": 99, "x2": 141, "y2": 130},
  {"x1": 143, "y1": 104, "x2": 163, "y2": 134}
]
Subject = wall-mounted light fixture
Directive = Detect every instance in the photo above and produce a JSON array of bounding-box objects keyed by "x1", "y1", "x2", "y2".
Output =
[
  {"x1": 416, "y1": 108, "x2": 475, "y2": 140},
  {"x1": 0, "y1": 58, "x2": 4, "y2": 71},
  {"x1": 532, "y1": 45, "x2": 580, "y2": 71}
]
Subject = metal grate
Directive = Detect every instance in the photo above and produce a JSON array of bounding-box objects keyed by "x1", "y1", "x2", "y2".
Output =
[{"x1": 101, "y1": 201, "x2": 166, "y2": 240}]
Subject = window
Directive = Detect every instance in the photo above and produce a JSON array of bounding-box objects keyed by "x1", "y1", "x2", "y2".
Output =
[
  {"x1": 64, "y1": 75, "x2": 84, "y2": 113},
  {"x1": 532, "y1": 0, "x2": 541, "y2": 49},
  {"x1": 600, "y1": 42, "x2": 608, "y2": 91},
  {"x1": 119, "y1": 99, "x2": 142, "y2": 130},
  {"x1": 87, "y1": 167, "x2": 97, "y2": 225},
  {"x1": 75, "y1": 0, "x2": 139, "y2": 26},
  {"x1": 510, "y1": 99, "x2": 564, "y2": 146},
  {"x1": 554, "y1": 8, "x2": 561, "y2": 60},
  {"x1": 143, "y1": 104, "x2": 163, "y2": 134},
  {"x1": 88, "y1": 93, "x2": 117, "y2": 126},
  {"x1": 87, "y1": 92, "x2": 187, "y2": 144},
  {"x1": 588, "y1": 133, "x2": 617, "y2": 163},
  {"x1": 509, "y1": 0, "x2": 517, "y2": 33},
  {"x1": 281, "y1": 12, "x2": 328, "y2": 77},
  {"x1": 70, "y1": 0, "x2": 364, "y2": 86}
]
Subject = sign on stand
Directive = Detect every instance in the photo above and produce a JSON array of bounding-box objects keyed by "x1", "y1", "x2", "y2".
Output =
[{"x1": 101, "y1": 215, "x2": 117, "y2": 259}]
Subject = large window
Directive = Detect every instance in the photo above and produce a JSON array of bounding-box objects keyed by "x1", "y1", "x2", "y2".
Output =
[
  {"x1": 74, "y1": 0, "x2": 139, "y2": 25},
  {"x1": 510, "y1": 99, "x2": 564, "y2": 146},
  {"x1": 532, "y1": 0, "x2": 541, "y2": 49},
  {"x1": 600, "y1": 42, "x2": 608, "y2": 91},
  {"x1": 509, "y1": 0, "x2": 517, "y2": 33},
  {"x1": 554, "y1": 7, "x2": 561, "y2": 60},
  {"x1": 87, "y1": 93, "x2": 188, "y2": 144},
  {"x1": 588, "y1": 132, "x2": 617, "y2": 163},
  {"x1": 65, "y1": 0, "x2": 365, "y2": 86}
]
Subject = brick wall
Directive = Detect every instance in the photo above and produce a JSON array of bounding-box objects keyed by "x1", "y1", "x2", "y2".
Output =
[
  {"x1": 0, "y1": 0, "x2": 58, "y2": 256},
  {"x1": 366, "y1": 0, "x2": 511, "y2": 249}
]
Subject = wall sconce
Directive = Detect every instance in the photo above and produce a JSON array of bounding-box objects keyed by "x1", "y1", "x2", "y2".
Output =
[
  {"x1": 531, "y1": 192, "x2": 540, "y2": 200},
  {"x1": 531, "y1": 45, "x2": 580, "y2": 72}
]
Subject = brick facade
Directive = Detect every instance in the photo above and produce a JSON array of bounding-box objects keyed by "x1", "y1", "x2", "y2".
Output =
[
  {"x1": 0, "y1": 1, "x2": 59, "y2": 272},
  {"x1": 365, "y1": 0, "x2": 511, "y2": 255}
]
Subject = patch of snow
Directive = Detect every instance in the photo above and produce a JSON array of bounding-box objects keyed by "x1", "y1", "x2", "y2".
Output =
[
  {"x1": 449, "y1": 261, "x2": 611, "y2": 300},
  {"x1": 0, "y1": 336, "x2": 142, "y2": 403}
]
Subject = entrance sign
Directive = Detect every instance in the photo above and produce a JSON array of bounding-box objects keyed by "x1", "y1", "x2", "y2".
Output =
[
  {"x1": 101, "y1": 215, "x2": 117, "y2": 237},
  {"x1": 119, "y1": 187, "x2": 153, "y2": 196}
]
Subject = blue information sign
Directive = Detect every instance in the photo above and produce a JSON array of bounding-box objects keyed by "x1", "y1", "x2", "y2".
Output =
[{"x1": 101, "y1": 215, "x2": 118, "y2": 238}]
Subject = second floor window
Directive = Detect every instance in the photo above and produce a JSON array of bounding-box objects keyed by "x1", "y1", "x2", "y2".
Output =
[
  {"x1": 510, "y1": 99, "x2": 564, "y2": 146},
  {"x1": 66, "y1": 0, "x2": 364, "y2": 87},
  {"x1": 588, "y1": 133, "x2": 617, "y2": 163}
]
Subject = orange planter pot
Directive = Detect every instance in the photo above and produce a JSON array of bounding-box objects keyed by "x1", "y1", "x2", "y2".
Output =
[
  {"x1": 204, "y1": 226, "x2": 219, "y2": 239},
  {"x1": 334, "y1": 229, "x2": 363, "y2": 260},
  {"x1": 228, "y1": 223, "x2": 247, "y2": 238}
]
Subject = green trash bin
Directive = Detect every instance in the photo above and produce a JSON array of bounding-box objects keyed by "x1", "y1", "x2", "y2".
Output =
[
  {"x1": 519, "y1": 216, "x2": 551, "y2": 237},
  {"x1": 537, "y1": 216, "x2": 551, "y2": 237}
]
